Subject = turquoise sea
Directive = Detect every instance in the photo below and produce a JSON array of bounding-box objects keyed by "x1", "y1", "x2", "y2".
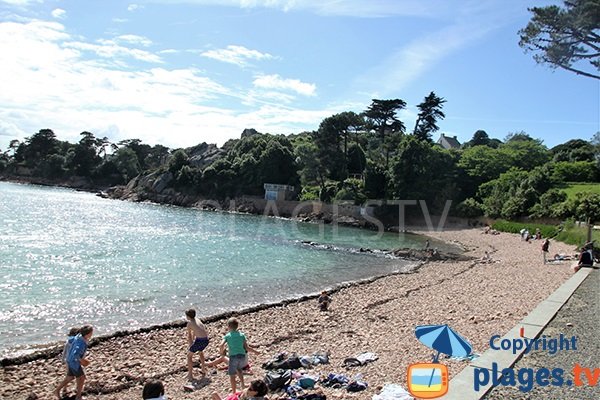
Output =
[{"x1": 0, "y1": 181, "x2": 445, "y2": 358}]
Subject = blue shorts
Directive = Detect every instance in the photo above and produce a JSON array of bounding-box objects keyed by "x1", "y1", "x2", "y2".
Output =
[
  {"x1": 189, "y1": 337, "x2": 209, "y2": 353},
  {"x1": 228, "y1": 354, "x2": 248, "y2": 376},
  {"x1": 67, "y1": 365, "x2": 84, "y2": 377}
]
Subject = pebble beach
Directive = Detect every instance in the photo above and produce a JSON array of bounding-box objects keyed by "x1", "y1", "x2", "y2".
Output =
[{"x1": 0, "y1": 228, "x2": 576, "y2": 400}]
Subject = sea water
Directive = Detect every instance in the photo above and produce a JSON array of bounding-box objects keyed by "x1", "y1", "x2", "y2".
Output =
[{"x1": 0, "y1": 181, "x2": 446, "y2": 358}]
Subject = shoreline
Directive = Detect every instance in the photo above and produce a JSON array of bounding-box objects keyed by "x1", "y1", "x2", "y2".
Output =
[
  {"x1": 0, "y1": 228, "x2": 577, "y2": 400},
  {"x1": 0, "y1": 262, "x2": 427, "y2": 366}
]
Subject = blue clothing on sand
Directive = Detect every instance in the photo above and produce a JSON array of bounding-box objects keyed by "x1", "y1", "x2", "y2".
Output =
[{"x1": 66, "y1": 334, "x2": 88, "y2": 372}]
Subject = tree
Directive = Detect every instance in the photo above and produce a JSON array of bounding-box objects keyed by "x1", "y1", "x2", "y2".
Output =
[
  {"x1": 412, "y1": 91, "x2": 446, "y2": 142},
  {"x1": 364, "y1": 99, "x2": 407, "y2": 167},
  {"x1": 112, "y1": 147, "x2": 140, "y2": 183},
  {"x1": 551, "y1": 138, "x2": 595, "y2": 161},
  {"x1": 518, "y1": 0, "x2": 600, "y2": 80},
  {"x1": 318, "y1": 112, "x2": 364, "y2": 160},
  {"x1": 464, "y1": 130, "x2": 491, "y2": 147}
]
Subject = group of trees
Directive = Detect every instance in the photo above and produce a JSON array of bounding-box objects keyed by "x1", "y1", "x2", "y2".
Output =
[{"x1": 2, "y1": 93, "x2": 599, "y2": 223}]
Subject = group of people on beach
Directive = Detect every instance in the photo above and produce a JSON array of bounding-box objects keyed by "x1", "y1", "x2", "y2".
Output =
[{"x1": 55, "y1": 292, "x2": 333, "y2": 400}]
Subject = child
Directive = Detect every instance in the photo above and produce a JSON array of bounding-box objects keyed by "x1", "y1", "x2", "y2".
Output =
[
  {"x1": 54, "y1": 327, "x2": 79, "y2": 399},
  {"x1": 221, "y1": 318, "x2": 260, "y2": 394},
  {"x1": 186, "y1": 308, "x2": 209, "y2": 380},
  {"x1": 542, "y1": 239, "x2": 550, "y2": 264},
  {"x1": 142, "y1": 380, "x2": 166, "y2": 400},
  {"x1": 318, "y1": 290, "x2": 331, "y2": 311},
  {"x1": 65, "y1": 325, "x2": 93, "y2": 400},
  {"x1": 211, "y1": 378, "x2": 268, "y2": 400}
]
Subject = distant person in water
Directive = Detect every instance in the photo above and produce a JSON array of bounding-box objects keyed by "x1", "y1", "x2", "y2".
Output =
[
  {"x1": 56, "y1": 325, "x2": 93, "y2": 400},
  {"x1": 318, "y1": 290, "x2": 331, "y2": 311},
  {"x1": 54, "y1": 327, "x2": 80, "y2": 399},
  {"x1": 186, "y1": 308, "x2": 210, "y2": 380},
  {"x1": 143, "y1": 380, "x2": 166, "y2": 400}
]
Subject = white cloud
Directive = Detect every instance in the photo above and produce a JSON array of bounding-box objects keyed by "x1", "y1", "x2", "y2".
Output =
[
  {"x1": 253, "y1": 74, "x2": 316, "y2": 97},
  {"x1": 158, "y1": 49, "x2": 178, "y2": 54},
  {"x1": 112, "y1": 18, "x2": 129, "y2": 23},
  {"x1": 115, "y1": 34, "x2": 153, "y2": 47},
  {"x1": 65, "y1": 38, "x2": 162, "y2": 64},
  {"x1": 143, "y1": 0, "x2": 456, "y2": 18},
  {"x1": 0, "y1": 0, "x2": 42, "y2": 5},
  {"x1": 0, "y1": 19, "x2": 327, "y2": 149},
  {"x1": 201, "y1": 45, "x2": 274, "y2": 67},
  {"x1": 127, "y1": 4, "x2": 141, "y2": 12},
  {"x1": 51, "y1": 8, "x2": 66, "y2": 19}
]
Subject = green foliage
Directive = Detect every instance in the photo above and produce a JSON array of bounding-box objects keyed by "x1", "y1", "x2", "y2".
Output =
[
  {"x1": 412, "y1": 91, "x2": 446, "y2": 142},
  {"x1": 112, "y1": 147, "x2": 140, "y2": 183},
  {"x1": 554, "y1": 220, "x2": 600, "y2": 246},
  {"x1": 299, "y1": 185, "x2": 320, "y2": 201},
  {"x1": 364, "y1": 161, "x2": 387, "y2": 199},
  {"x1": 491, "y1": 220, "x2": 558, "y2": 238},
  {"x1": 551, "y1": 139, "x2": 595, "y2": 162},
  {"x1": 499, "y1": 134, "x2": 550, "y2": 170},
  {"x1": 549, "y1": 161, "x2": 599, "y2": 182},
  {"x1": 478, "y1": 166, "x2": 552, "y2": 219},
  {"x1": 454, "y1": 198, "x2": 484, "y2": 218},
  {"x1": 530, "y1": 189, "x2": 568, "y2": 218},
  {"x1": 333, "y1": 178, "x2": 367, "y2": 205},
  {"x1": 347, "y1": 143, "x2": 366, "y2": 174},
  {"x1": 519, "y1": 0, "x2": 600, "y2": 80},
  {"x1": 168, "y1": 149, "x2": 189, "y2": 173}
]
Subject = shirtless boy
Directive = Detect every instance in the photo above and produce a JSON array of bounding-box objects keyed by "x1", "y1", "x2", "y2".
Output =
[{"x1": 186, "y1": 308, "x2": 209, "y2": 380}]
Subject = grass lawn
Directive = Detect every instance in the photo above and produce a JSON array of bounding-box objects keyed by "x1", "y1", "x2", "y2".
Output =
[{"x1": 560, "y1": 182, "x2": 600, "y2": 200}]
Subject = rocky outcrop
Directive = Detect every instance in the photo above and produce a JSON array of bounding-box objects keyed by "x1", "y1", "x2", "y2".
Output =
[{"x1": 187, "y1": 143, "x2": 224, "y2": 169}]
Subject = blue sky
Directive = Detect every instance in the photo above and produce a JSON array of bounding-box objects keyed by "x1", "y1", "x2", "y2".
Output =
[{"x1": 0, "y1": 0, "x2": 598, "y2": 151}]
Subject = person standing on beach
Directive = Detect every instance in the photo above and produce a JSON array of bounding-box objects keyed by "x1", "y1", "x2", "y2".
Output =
[
  {"x1": 59, "y1": 325, "x2": 93, "y2": 400},
  {"x1": 186, "y1": 308, "x2": 210, "y2": 380},
  {"x1": 542, "y1": 238, "x2": 550, "y2": 264},
  {"x1": 220, "y1": 317, "x2": 260, "y2": 394},
  {"x1": 54, "y1": 327, "x2": 79, "y2": 399}
]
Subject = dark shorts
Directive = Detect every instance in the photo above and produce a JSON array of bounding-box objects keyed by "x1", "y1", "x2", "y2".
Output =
[
  {"x1": 189, "y1": 337, "x2": 209, "y2": 353},
  {"x1": 67, "y1": 365, "x2": 84, "y2": 377}
]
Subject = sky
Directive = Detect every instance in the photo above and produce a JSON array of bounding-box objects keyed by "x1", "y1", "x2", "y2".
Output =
[{"x1": 0, "y1": 0, "x2": 598, "y2": 152}]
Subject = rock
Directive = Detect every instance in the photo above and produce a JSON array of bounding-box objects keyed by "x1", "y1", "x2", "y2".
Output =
[{"x1": 151, "y1": 172, "x2": 173, "y2": 193}]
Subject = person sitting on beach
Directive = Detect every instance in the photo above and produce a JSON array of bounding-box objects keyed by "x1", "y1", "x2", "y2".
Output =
[
  {"x1": 186, "y1": 308, "x2": 210, "y2": 380},
  {"x1": 60, "y1": 325, "x2": 93, "y2": 400},
  {"x1": 211, "y1": 379, "x2": 269, "y2": 400},
  {"x1": 575, "y1": 245, "x2": 594, "y2": 271},
  {"x1": 143, "y1": 380, "x2": 166, "y2": 400},
  {"x1": 221, "y1": 317, "x2": 260, "y2": 394},
  {"x1": 318, "y1": 290, "x2": 331, "y2": 311},
  {"x1": 54, "y1": 327, "x2": 80, "y2": 399}
]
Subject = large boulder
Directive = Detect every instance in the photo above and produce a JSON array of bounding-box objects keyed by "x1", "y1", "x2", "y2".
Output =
[{"x1": 188, "y1": 143, "x2": 224, "y2": 169}]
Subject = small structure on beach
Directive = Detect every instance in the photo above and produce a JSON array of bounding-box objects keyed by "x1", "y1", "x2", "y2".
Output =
[
  {"x1": 263, "y1": 183, "x2": 295, "y2": 201},
  {"x1": 437, "y1": 134, "x2": 461, "y2": 150}
]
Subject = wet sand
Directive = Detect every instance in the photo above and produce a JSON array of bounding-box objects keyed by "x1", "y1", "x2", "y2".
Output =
[{"x1": 0, "y1": 228, "x2": 576, "y2": 399}]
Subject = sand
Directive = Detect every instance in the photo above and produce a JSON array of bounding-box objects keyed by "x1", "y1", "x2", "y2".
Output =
[{"x1": 0, "y1": 228, "x2": 576, "y2": 400}]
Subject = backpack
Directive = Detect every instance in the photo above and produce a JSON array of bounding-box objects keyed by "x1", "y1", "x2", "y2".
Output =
[{"x1": 264, "y1": 369, "x2": 292, "y2": 391}]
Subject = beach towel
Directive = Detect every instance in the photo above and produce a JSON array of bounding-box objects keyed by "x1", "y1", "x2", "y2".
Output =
[
  {"x1": 372, "y1": 384, "x2": 413, "y2": 400},
  {"x1": 343, "y1": 351, "x2": 378, "y2": 367},
  {"x1": 297, "y1": 376, "x2": 318, "y2": 389}
]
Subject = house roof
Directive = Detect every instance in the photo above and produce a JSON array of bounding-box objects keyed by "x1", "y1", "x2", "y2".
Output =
[{"x1": 437, "y1": 134, "x2": 461, "y2": 149}]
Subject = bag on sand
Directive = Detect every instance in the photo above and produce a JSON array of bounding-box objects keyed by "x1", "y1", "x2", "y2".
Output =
[{"x1": 265, "y1": 369, "x2": 293, "y2": 391}]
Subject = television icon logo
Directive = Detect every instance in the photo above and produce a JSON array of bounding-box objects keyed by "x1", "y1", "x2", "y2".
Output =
[{"x1": 407, "y1": 362, "x2": 449, "y2": 399}]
